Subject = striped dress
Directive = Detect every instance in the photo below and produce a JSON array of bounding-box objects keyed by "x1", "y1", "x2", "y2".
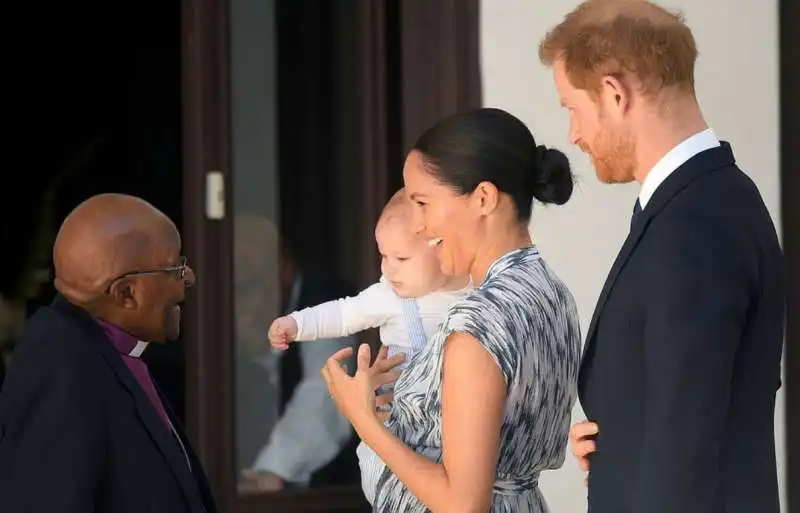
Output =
[{"x1": 369, "y1": 245, "x2": 581, "y2": 512}]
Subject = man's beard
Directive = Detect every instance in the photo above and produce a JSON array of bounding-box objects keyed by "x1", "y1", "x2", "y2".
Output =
[{"x1": 583, "y1": 122, "x2": 637, "y2": 184}]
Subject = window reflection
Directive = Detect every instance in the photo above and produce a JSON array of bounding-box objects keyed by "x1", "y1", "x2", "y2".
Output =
[
  {"x1": 234, "y1": 215, "x2": 359, "y2": 494},
  {"x1": 233, "y1": 214, "x2": 281, "y2": 482},
  {"x1": 230, "y1": 0, "x2": 362, "y2": 496}
]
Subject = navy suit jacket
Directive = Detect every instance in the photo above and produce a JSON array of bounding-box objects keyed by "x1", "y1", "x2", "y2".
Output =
[{"x1": 580, "y1": 142, "x2": 785, "y2": 513}]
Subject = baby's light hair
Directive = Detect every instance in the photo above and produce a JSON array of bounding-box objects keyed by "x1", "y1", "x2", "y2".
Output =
[{"x1": 376, "y1": 188, "x2": 411, "y2": 232}]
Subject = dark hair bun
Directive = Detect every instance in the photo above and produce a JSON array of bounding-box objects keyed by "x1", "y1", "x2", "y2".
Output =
[{"x1": 530, "y1": 145, "x2": 574, "y2": 205}]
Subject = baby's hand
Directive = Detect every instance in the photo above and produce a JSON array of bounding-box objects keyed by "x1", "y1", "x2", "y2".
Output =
[{"x1": 269, "y1": 316, "x2": 298, "y2": 350}]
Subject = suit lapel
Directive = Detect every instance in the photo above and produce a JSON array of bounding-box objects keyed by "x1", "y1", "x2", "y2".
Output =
[
  {"x1": 581, "y1": 142, "x2": 736, "y2": 363},
  {"x1": 52, "y1": 297, "x2": 206, "y2": 513}
]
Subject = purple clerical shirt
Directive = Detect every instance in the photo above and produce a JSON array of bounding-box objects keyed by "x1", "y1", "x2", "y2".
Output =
[{"x1": 96, "y1": 319, "x2": 171, "y2": 430}]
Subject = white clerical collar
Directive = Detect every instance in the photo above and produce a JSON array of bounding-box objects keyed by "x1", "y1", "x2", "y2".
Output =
[
  {"x1": 130, "y1": 341, "x2": 149, "y2": 358},
  {"x1": 639, "y1": 128, "x2": 720, "y2": 208}
]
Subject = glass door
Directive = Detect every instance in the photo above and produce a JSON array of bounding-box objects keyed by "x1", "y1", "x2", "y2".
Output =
[{"x1": 182, "y1": 0, "x2": 372, "y2": 511}]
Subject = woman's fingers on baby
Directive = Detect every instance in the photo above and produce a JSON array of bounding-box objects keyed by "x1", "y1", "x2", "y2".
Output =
[
  {"x1": 374, "y1": 353, "x2": 405, "y2": 373},
  {"x1": 374, "y1": 370, "x2": 401, "y2": 387},
  {"x1": 375, "y1": 392, "x2": 394, "y2": 407}
]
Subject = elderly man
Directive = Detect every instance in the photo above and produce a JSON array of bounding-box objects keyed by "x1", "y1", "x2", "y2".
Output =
[
  {"x1": 540, "y1": 2, "x2": 785, "y2": 513},
  {"x1": 0, "y1": 194, "x2": 217, "y2": 513}
]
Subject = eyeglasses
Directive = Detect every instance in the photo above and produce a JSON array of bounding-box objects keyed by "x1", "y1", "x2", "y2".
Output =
[{"x1": 110, "y1": 256, "x2": 189, "y2": 285}]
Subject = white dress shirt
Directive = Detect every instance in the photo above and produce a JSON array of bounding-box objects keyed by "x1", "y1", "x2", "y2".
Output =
[{"x1": 639, "y1": 128, "x2": 720, "y2": 208}]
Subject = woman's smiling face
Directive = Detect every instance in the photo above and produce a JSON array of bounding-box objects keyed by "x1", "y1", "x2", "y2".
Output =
[{"x1": 402, "y1": 150, "x2": 480, "y2": 278}]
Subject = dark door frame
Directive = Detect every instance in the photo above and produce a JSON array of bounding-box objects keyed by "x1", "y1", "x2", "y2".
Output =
[
  {"x1": 181, "y1": 0, "x2": 229, "y2": 501},
  {"x1": 780, "y1": 0, "x2": 799, "y2": 510}
]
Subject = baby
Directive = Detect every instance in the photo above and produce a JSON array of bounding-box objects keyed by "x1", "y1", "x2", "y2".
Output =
[
  {"x1": 268, "y1": 188, "x2": 471, "y2": 369},
  {"x1": 268, "y1": 189, "x2": 471, "y2": 504}
]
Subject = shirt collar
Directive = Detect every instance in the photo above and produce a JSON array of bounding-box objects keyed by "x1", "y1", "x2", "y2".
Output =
[
  {"x1": 96, "y1": 318, "x2": 149, "y2": 358},
  {"x1": 639, "y1": 128, "x2": 720, "y2": 208}
]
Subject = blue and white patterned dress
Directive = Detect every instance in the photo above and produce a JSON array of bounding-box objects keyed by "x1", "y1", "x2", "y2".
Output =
[{"x1": 369, "y1": 245, "x2": 581, "y2": 512}]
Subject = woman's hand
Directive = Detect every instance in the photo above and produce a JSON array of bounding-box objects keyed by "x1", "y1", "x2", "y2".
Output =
[{"x1": 321, "y1": 344, "x2": 405, "y2": 432}]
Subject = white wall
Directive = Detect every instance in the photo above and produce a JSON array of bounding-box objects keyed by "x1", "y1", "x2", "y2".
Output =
[{"x1": 479, "y1": 1, "x2": 785, "y2": 511}]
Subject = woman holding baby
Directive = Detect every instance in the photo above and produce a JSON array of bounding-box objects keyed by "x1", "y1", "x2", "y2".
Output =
[{"x1": 321, "y1": 107, "x2": 581, "y2": 513}]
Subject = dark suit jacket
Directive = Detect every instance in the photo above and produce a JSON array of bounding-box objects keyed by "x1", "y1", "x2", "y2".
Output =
[
  {"x1": 580, "y1": 142, "x2": 785, "y2": 513},
  {"x1": 0, "y1": 296, "x2": 218, "y2": 513}
]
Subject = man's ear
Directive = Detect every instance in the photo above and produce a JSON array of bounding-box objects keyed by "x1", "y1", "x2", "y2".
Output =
[
  {"x1": 107, "y1": 278, "x2": 138, "y2": 309},
  {"x1": 600, "y1": 74, "x2": 633, "y2": 120}
]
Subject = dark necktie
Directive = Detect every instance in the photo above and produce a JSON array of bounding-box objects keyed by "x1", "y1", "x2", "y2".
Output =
[{"x1": 631, "y1": 199, "x2": 643, "y2": 229}]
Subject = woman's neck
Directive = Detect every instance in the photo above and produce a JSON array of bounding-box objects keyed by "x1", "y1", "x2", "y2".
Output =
[
  {"x1": 469, "y1": 225, "x2": 532, "y2": 286},
  {"x1": 438, "y1": 274, "x2": 471, "y2": 291}
]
